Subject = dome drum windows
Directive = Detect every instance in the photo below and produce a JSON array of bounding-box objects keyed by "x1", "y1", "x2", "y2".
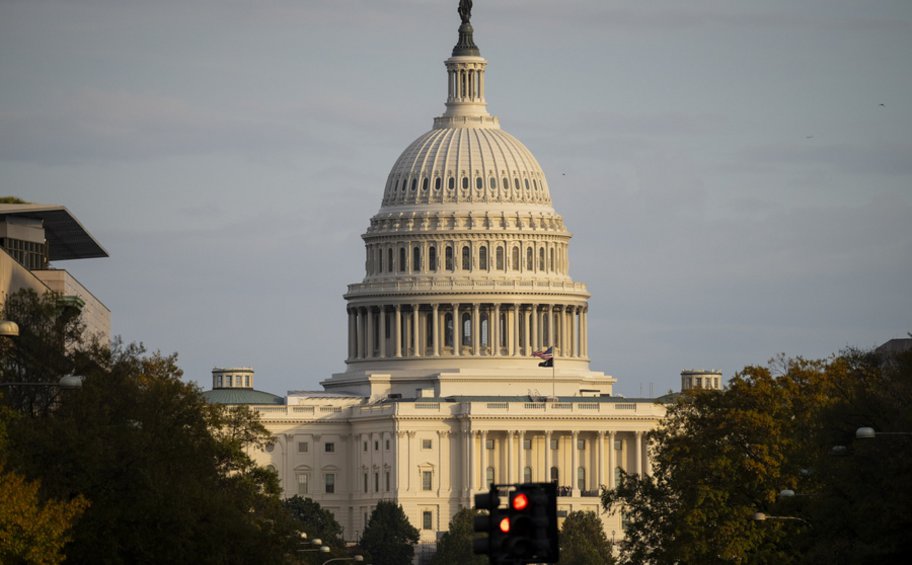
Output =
[
  {"x1": 445, "y1": 246, "x2": 455, "y2": 271},
  {"x1": 435, "y1": 177, "x2": 441, "y2": 190},
  {"x1": 479, "y1": 246, "x2": 488, "y2": 270},
  {"x1": 413, "y1": 246, "x2": 421, "y2": 272},
  {"x1": 462, "y1": 177, "x2": 469, "y2": 190},
  {"x1": 476, "y1": 177, "x2": 483, "y2": 190},
  {"x1": 461, "y1": 246, "x2": 471, "y2": 271},
  {"x1": 496, "y1": 247, "x2": 504, "y2": 271},
  {"x1": 448, "y1": 177, "x2": 455, "y2": 190},
  {"x1": 428, "y1": 246, "x2": 437, "y2": 272}
]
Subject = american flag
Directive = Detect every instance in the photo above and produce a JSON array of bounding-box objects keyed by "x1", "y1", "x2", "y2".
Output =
[{"x1": 533, "y1": 347, "x2": 554, "y2": 366}]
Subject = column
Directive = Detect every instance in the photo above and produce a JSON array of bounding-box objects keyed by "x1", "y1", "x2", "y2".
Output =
[
  {"x1": 571, "y1": 430, "x2": 579, "y2": 496},
  {"x1": 472, "y1": 303, "x2": 481, "y2": 356},
  {"x1": 531, "y1": 304, "x2": 538, "y2": 352},
  {"x1": 508, "y1": 305, "x2": 517, "y2": 357},
  {"x1": 479, "y1": 430, "x2": 487, "y2": 488},
  {"x1": 518, "y1": 431, "x2": 526, "y2": 482},
  {"x1": 582, "y1": 308, "x2": 588, "y2": 357},
  {"x1": 644, "y1": 435, "x2": 653, "y2": 476},
  {"x1": 523, "y1": 306, "x2": 531, "y2": 356},
  {"x1": 452, "y1": 303, "x2": 461, "y2": 357},
  {"x1": 378, "y1": 307, "x2": 386, "y2": 358},
  {"x1": 506, "y1": 431, "x2": 514, "y2": 483},
  {"x1": 492, "y1": 304, "x2": 500, "y2": 356},
  {"x1": 355, "y1": 308, "x2": 364, "y2": 359},
  {"x1": 635, "y1": 431, "x2": 643, "y2": 476},
  {"x1": 464, "y1": 426, "x2": 473, "y2": 497},
  {"x1": 394, "y1": 305, "x2": 402, "y2": 357},
  {"x1": 347, "y1": 310, "x2": 355, "y2": 359},
  {"x1": 364, "y1": 306, "x2": 374, "y2": 358},
  {"x1": 412, "y1": 304, "x2": 420, "y2": 357},
  {"x1": 544, "y1": 431, "x2": 552, "y2": 484},
  {"x1": 597, "y1": 431, "x2": 604, "y2": 489},
  {"x1": 432, "y1": 303, "x2": 440, "y2": 357},
  {"x1": 544, "y1": 305, "x2": 552, "y2": 346},
  {"x1": 607, "y1": 431, "x2": 615, "y2": 489}
]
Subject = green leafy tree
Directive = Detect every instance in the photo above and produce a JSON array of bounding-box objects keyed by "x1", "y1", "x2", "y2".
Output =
[
  {"x1": 360, "y1": 500, "x2": 420, "y2": 565},
  {"x1": 430, "y1": 508, "x2": 487, "y2": 565},
  {"x1": 284, "y1": 496, "x2": 345, "y2": 563},
  {"x1": 559, "y1": 510, "x2": 615, "y2": 565},
  {"x1": 603, "y1": 347, "x2": 912, "y2": 565}
]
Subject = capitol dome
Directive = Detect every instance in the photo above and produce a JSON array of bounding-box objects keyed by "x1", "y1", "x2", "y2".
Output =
[{"x1": 324, "y1": 6, "x2": 613, "y2": 399}]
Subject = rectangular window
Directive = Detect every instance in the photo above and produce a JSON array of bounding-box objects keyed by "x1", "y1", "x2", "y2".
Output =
[
  {"x1": 422, "y1": 511, "x2": 433, "y2": 530},
  {"x1": 523, "y1": 438, "x2": 532, "y2": 450},
  {"x1": 385, "y1": 471, "x2": 391, "y2": 492},
  {"x1": 325, "y1": 442, "x2": 335, "y2": 453},
  {"x1": 374, "y1": 440, "x2": 379, "y2": 451},
  {"x1": 298, "y1": 441, "x2": 309, "y2": 453},
  {"x1": 325, "y1": 473, "x2": 335, "y2": 494},
  {"x1": 297, "y1": 473, "x2": 309, "y2": 495},
  {"x1": 374, "y1": 472, "x2": 379, "y2": 493},
  {"x1": 422, "y1": 471, "x2": 432, "y2": 491},
  {"x1": 386, "y1": 439, "x2": 390, "y2": 450},
  {"x1": 614, "y1": 439, "x2": 623, "y2": 451},
  {"x1": 550, "y1": 438, "x2": 558, "y2": 450},
  {"x1": 363, "y1": 473, "x2": 368, "y2": 493},
  {"x1": 577, "y1": 439, "x2": 586, "y2": 450},
  {"x1": 422, "y1": 439, "x2": 432, "y2": 449},
  {"x1": 485, "y1": 439, "x2": 494, "y2": 450},
  {"x1": 363, "y1": 441, "x2": 368, "y2": 452}
]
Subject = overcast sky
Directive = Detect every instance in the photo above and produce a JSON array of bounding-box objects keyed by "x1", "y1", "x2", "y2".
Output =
[{"x1": 2, "y1": 0, "x2": 910, "y2": 398}]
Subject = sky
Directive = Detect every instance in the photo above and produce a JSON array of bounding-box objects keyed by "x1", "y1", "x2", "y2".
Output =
[{"x1": 1, "y1": 0, "x2": 910, "y2": 398}]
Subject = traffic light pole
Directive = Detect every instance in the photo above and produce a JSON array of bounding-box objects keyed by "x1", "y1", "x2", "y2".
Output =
[{"x1": 472, "y1": 482, "x2": 559, "y2": 565}]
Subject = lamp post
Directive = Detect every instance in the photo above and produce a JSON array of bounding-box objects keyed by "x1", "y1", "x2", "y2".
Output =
[
  {"x1": 856, "y1": 427, "x2": 912, "y2": 439},
  {"x1": 322, "y1": 556, "x2": 364, "y2": 565},
  {"x1": 752, "y1": 512, "x2": 810, "y2": 526},
  {"x1": 300, "y1": 546, "x2": 331, "y2": 555},
  {"x1": 0, "y1": 320, "x2": 19, "y2": 337}
]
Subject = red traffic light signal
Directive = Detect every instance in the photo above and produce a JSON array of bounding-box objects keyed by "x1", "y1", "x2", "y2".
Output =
[{"x1": 505, "y1": 483, "x2": 559, "y2": 563}]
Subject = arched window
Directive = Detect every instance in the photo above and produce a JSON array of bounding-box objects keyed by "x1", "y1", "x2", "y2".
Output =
[
  {"x1": 429, "y1": 246, "x2": 437, "y2": 272},
  {"x1": 445, "y1": 246, "x2": 454, "y2": 271},
  {"x1": 476, "y1": 177, "x2": 483, "y2": 189},
  {"x1": 490, "y1": 177, "x2": 497, "y2": 188},
  {"x1": 503, "y1": 177, "x2": 509, "y2": 190},
  {"x1": 422, "y1": 177, "x2": 429, "y2": 191},
  {"x1": 411, "y1": 178, "x2": 417, "y2": 192},
  {"x1": 448, "y1": 177, "x2": 455, "y2": 190},
  {"x1": 413, "y1": 246, "x2": 421, "y2": 272},
  {"x1": 524, "y1": 178, "x2": 530, "y2": 190},
  {"x1": 461, "y1": 245, "x2": 471, "y2": 271},
  {"x1": 435, "y1": 177, "x2": 441, "y2": 190},
  {"x1": 577, "y1": 467, "x2": 586, "y2": 491},
  {"x1": 526, "y1": 247, "x2": 533, "y2": 270},
  {"x1": 462, "y1": 177, "x2": 469, "y2": 189},
  {"x1": 479, "y1": 246, "x2": 488, "y2": 270},
  {"x1": 523, "y1": 466, "x2": 532, "y2": 483},
  {"x1": 550, "y1": 466, "x2": 559, "y2": 482},
  {"x1": 399, "y1": 247, "x2": 406, "y2": 272},
  {"x1": 462, "y1": 312, "x2": 472, "y2": 346},
  {"x1": 387, "y1": 248, "x2": 393, "y2": 272},
  {"x1": 444, "y1": 313, "x2": 454, "y2": 347},
  {"x1": 511, "y1": 247, "x2": 520, "y2": 271},
  {"x1": 539, "y1": 248, "x2": 545, "y2": 270},
  {"x1": 485, "y1": 466, "x2": 495, "y2": 487},
  {"x1": 496, "y1": 247, "x2": 504, "y2": 270},
  {"x1": 514, "y1": 178, "x2": 520, "y2": 190}
]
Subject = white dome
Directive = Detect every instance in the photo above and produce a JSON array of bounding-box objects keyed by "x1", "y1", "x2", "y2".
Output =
[{"x1": 381, "y1": 126, "x2": 552, "y2": 208}]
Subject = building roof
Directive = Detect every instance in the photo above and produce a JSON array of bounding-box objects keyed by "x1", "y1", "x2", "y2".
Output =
[
  {"x1": 0, "y1": 204, "x2": 108, "y2": 260},
  {"x1": 202, "y1": 388, "x2": 285, "y2": 405}
]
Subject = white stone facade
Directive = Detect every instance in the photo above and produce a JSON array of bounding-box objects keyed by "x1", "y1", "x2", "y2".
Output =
[{"x1": 244, "y1": 7, "x2": 667, "y2": 556}]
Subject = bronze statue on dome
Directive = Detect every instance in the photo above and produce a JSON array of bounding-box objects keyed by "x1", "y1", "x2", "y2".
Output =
[{"x1": 458, "y1": 0, "x2": 473, "y2": 24}]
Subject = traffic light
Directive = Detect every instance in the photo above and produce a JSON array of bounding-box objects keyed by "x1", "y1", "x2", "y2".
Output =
[
  {"x1": 473, "y1": 486, "x2": 508, "y2": 560},
  {"x1": 504, "y1": 482, "x2": 559, "y2": 563}
]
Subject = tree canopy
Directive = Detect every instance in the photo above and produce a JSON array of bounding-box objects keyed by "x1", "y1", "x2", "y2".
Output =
[
  {"x1": 360, "y1": 500, "x2": 420, "y2": 565},
  {"x1": 1, "y1": 289, "x2": 301, "y2": 563},
  {"x1": 559, "y1": 510, "x2": 615, "y2": 565},
  {"x1": 602, "y1": 346, "x2": 912, "y2": 564},
  {"x1": 430, "y1": 508, "x2": 488, "y2": 565}
]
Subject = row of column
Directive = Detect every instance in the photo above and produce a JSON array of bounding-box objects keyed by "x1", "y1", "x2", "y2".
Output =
[
  {"x1": 366, "y1": 240, "x2": 569, "y2": 277},
  {"x1": 347, "y1": 302, "x2": 588, "y2": 361},
  {"x1": 461, "y1": 428, "x2": 651, "y2": 500},
  {"x1": 448, "y1": 65, "x2": 485, "y2": 102}
]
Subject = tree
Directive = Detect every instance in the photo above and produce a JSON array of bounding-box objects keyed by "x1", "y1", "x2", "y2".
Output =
[
  {"x1": 430, "y1": 508, "x2": 487, "y2": 565},
  {"x1": 284, "y1": 496, "x2": 345, "y2": 563},
  {"x1": 0, "y1": 404, "x2": 88, "y2": 565},
  {"x1": 2, "y1": 289, "x2": 301, "y2": 563},
  {"x1": 559, "y1": 511, "x2": 615, "y2": 565},
  {"x1": 602, "y1": 347, "x2": 912, "y2": 565},
  {"x1": 360, "y1": 500, "x2": 420, "y2": 565}
]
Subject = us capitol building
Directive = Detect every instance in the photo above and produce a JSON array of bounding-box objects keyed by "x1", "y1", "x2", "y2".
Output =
[{"x1": 204, "y1": 3, "x2": 721, "y2": 555}]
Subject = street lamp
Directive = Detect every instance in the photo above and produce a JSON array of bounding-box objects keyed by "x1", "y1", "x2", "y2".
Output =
[
  {"x1": 753, "y1": 512, "x2": 810, "y2": 526},
  {"x1": 0, "y1": 320, "x2": 19, "y2": 337},
  {"x1": 322, "y1": 556, "x2": 363, "y2": 565},
  {"x1": 300, "y1": 546, "x2": 331, "y2": 554},
  {"x1": 0, "y1": 375, "x2": 83, "y2": 389},
  {"x1": 856, "y1": 426, "x2": 912, "y2": 439}
]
